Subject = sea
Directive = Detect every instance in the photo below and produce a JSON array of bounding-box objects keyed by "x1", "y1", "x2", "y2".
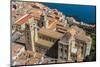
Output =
[{"x1": 42, "y1": 2, "x2": 96, "y2": 24}]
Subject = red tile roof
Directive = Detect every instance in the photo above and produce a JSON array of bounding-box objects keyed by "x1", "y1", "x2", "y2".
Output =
[{"x1": 15, "y1": 14, "x2": 32, "y2": 25}]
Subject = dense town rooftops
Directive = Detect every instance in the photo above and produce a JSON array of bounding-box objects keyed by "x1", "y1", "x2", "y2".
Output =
[
  {"x1": 13, "y1": 50, "x2": 43, "y2": 65},
  {"x1": 12, "y1": 43, "x2": 25, "y2": 58},
  {"x1": 31, "y1": 3, "x2": 45, "y2": 9}
]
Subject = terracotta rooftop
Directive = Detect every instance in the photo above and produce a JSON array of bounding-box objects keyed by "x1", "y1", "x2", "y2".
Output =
[
  {"x1": 15, "y1": 9, "x2": 42, "y2": 25},
  {"x1": 76, "y1": 34, "x2": 91, "y2": 44},
  {"x1": 35, "y1": 38, "x2": 54, "y2": 48},
  {"x1": 39, "y1": 27, "x2": 63, "y2": 39},
  {"x1": 70, "y1": 26, "x2": 91, "y2": 43},
  {"x1": 48, "y1": 18, "x2": 58, "y2": 30},
  {"x1": 29, "y1": 9, "x2": 42, "y2": 19},
  {"x1": 56, "y1": 25, "x2": 67, "y2": 31},
  {"x1": 59, "y1": 32, "x2": 71, "y2": 44},
  {"x1": 67, "y1": 28, "x2": 76, "y2": 36},
  {"x1": 15, "y1": 14, "x2": 32, "y2": 25},
  {"x1": 71, "y1": 25, "x2": 86, "y2": 35}
]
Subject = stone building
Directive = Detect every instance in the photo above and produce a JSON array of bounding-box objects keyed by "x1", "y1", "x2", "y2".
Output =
[
  {"x1": 58, "y1": 32, "x2": 72, "y2": 62},
  {"x1": 35, "y1": 27, "x2": 63, "y2": 57}
]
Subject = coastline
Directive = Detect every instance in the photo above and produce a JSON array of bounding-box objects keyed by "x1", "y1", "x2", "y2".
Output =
[{"x1": 42, "y1": 3, "x2": 96, "y2": 25}]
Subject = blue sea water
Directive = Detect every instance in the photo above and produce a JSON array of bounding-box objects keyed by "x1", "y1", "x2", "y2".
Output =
[{"x1": 42, "y1": 2, "x2": 96, "y2": 24}]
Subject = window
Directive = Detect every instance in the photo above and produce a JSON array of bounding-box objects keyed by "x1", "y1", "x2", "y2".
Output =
[
  {"x1": 52, "y1": 39, "x2": 55, "y2": 42},
  {"x1": 39, "y1": 35, "x2": 41, "y2": 38},
  {"x1": 26, "y1": 32, "x2": 29, "y2": 36},
  {"x1": 51, "y1": 60, "x2": 54, "y2": 62},
  {"x1": 27, "y1": 40, "x2": 30, "y2": 44},
  {"x1": 65, "y1": 49, "x2": 67, "y2": 53},
  {"x1": 61, "y1": 48, "x2": 63, "y2": 52},
  {"x1": 49, "y1": 38, "x2": 53, "y2": 42},
  {"x1": 46, "y1": 37, "x2": 49, "y2": 41},
  {"x1": 42, "y1": 36, "x2": 45, "y2": 40},
  {"x1": 65, "y1": 45, "x2": 68, "y2": 48},
  {"x1": 59, "y1": 44, "x2": 62, "y2": 48},
  {"x1": 64, "y1": 57, "x2": 67, "y2": 60},
  {"x1": 27, "y1": 36, "x2": 30, "y2": 40},
  {"x1": 60, "y1": 56, "x2": 63, "y2": 59}
]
